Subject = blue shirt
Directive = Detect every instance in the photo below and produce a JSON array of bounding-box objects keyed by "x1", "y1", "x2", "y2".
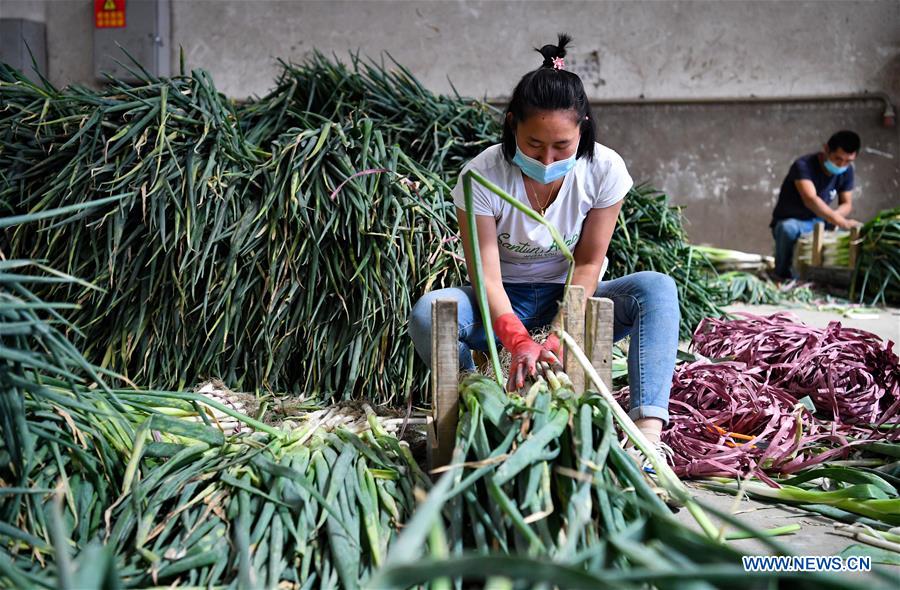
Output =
[{"x1": 771, "y1": 153, "x2": 854, "y2": 227}]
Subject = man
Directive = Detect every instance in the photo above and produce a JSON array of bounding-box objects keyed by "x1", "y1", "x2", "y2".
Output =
[{"x1": 770, "y1": 130, "x2": 861, "y2": 279}]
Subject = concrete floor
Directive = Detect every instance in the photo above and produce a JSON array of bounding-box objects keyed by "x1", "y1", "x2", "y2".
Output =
[
  {"x1": 674, "y1": 484, "x2": 900, "y2": 584},
  {"x1": 675, "y1": 302, "x2": 900, "y2": 584},
  {"x1": 723, "y1": 302, "x2": 900, "y2": 344}
]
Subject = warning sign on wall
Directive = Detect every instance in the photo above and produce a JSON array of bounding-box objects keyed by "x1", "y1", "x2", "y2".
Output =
[{"x1": 95, "y1": 0, "x2": 126, "y2": 29}]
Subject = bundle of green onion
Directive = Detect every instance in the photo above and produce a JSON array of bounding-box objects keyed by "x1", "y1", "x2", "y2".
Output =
[
  {"x1": 368, "y1": 372, "x2": 898, "y2": 589},
  {"x1": 852, "y1": 206, "x2": 900, "y2": 305},
  {"x1": 823, "y1": 232, "x2": 852, "y2": 267},
  {"x1": 0, "y1": 62, "x2": 462, "y2": 403},
  {"x1": 0, "y1": 272, "x2": 430, "y2": 589},
  {"x1": 794, "y1": 229, "x2": 852, "y2": 268},
  {"x1": 714, "y1": 271, "x2": 783, "y2": 305}
]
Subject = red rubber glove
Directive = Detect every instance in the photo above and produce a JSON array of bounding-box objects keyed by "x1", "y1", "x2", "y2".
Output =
[{"x1": 494, "y1": 313, "x2": 560, "y2": 391}]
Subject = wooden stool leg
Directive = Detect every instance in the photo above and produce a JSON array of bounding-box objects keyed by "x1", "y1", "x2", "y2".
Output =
[
  {"x1": 430, "y1": 299, "x2": 459, "y2": 471},
  {"x1": 562, "y1": 286, "x2": 586, "y2": 394},
  {"x1": 812, "y1": 222, "x2": 824, "y2": 267},
  {"x1": 586, "y1": 297, "x2": 615, "y2": 392},
  {"x1": 849, "y1": 226, "x2": 860, "y2": 269}
]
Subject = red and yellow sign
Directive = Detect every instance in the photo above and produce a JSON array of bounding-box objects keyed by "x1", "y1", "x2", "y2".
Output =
[{"x1": 95, "y1": 0, "x2": 126, "y2": 29}]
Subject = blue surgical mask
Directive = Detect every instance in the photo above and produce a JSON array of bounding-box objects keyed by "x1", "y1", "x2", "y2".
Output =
[
  {"x1": 512, "y1": 145, "x2": 576, "y2": 184},
  {"x1": 823, "y1": 158, "x2": 848, "y2": 175}
]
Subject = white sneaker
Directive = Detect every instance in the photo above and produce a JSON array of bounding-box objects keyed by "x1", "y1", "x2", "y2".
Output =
[{"x1": 623, "y1": 440, "x2": 674, "y2": 475}]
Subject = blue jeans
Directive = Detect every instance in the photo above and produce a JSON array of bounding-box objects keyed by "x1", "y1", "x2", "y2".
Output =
[
  {"x1": 408, "y1": 271, "x2": 678, "y2": 424},
  {"x1": 772, "y1": 218, "x2": 818, "y2": 279}
]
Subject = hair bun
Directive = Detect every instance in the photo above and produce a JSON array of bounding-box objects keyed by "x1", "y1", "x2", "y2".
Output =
[{"x1": 536, "y1": 33, "x2": 572, "y2": 68}]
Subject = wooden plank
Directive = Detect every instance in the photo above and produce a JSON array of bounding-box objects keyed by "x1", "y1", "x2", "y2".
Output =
[
  {"x1": 562, "y1": 286, "x2": 586, "y2": 394},
  {"x1": 811, "y1": 222, "x2": 824, "y2": 267},
  {"x1": 430, "y1": 299, "x2": 458, "y2": 471},
  {"x1": 425, "y1": 415, "x2": 436, "y2": 474},
  {"x1": 849, "y1": 226, "x2": 860, "y2": 269},
  {"x1": 804, "y1": 265, "x2": 854, "y2": 289},
  {"x1": 585, "y1": 297, "x2": 614, "y2": 392}
]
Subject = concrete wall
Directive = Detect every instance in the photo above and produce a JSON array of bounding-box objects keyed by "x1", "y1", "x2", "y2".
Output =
[
  {"x1": 0, "y1": 0, "x2": 93, "y2": 88},
  {"x1": 2, "y1": 0, "x2": 898, "y2": 252},
  {"x1": 595, "y1": 98, "x2": 899, "y2": 252},
  {"x1": 0, "y1": 0, "x2": 44, "y2": 21}
]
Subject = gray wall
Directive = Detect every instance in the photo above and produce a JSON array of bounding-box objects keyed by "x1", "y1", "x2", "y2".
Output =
[
  {"x1": 594, "y1": 98, "x2": 899, "y2": 252},
  {"x1": 3, "y1": 0, "x2": 899, "y2": 253}
]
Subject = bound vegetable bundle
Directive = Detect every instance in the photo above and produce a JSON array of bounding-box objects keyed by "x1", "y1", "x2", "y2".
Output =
[
  {"x1": 852, "y1": 206, "x2": 900, "y2": 305},
  {"x1": 794, "y1": 230, "x2": 853, "y2": 268},
  {"x1": 693, "y1": 245, "x2": 772, "y2": 273},
  {"x1": 0, "y1": 266, "x2": 430, "y2": 589},
  {"x1": 0, "y1": 63, "x2": 462, "y2": 402}
]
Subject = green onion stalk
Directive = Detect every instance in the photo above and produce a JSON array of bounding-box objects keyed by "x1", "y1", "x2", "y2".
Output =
[
  {"x1": 367, "y1": 372, "x2": 887, "y2": 589},
  {"x1": 558, "y1": 329, "x2": 719, "y2": 539},
  {"x1": 852, "y1": 206, "x2": 900, "y2": 305}
]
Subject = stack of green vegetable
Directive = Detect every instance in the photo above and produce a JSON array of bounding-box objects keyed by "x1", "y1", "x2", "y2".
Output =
[
  {"x1": 0, "y1": 199, "x2": 870, "y2": 590},
  {"x1": 1, "y1": 53, "x2": 725, "y2": 402},
  {"x1": 713, "y1": 270, "x2": 783, "y2": 305},
  {"x1": 4, "y1": 259, "x2": 896, "y2": 588},
  {"x1": 368, "y1": 372, "x2": 898, "y2": 589},
  {"x1": 0, "y1": 265, "x2": 430, "y2": 589},
  {"x1": 240, "y1": 51, "x2": 501, "y2": 179},
  {"x1": 0, "y1": 61, "x2": 462, "y2": 403},
  {"x1": 823, "y1": 232, "x2": 853, "y2": 267},
  {"x1": 852, "y1": 206, "x2": 900, "y2": 305}
]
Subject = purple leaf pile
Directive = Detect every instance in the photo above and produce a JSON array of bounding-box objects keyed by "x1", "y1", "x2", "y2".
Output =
[{"x1": 616, "y1": 312, "x2": 899, "y2": 480}]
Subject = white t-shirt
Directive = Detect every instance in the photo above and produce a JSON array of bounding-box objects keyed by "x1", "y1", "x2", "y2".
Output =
[{"x1": 451, "y1": 143, "x2": 633, "y2": 284}]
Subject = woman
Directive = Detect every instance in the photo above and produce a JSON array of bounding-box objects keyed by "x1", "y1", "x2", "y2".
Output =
[{"x1": 408, "y1": 35, "x2": 678, "y2": 465}]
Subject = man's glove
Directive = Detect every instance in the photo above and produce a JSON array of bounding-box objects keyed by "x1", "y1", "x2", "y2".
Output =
[{"x1": 495, "y1": 313, "x2": 560, "y2": 391}]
